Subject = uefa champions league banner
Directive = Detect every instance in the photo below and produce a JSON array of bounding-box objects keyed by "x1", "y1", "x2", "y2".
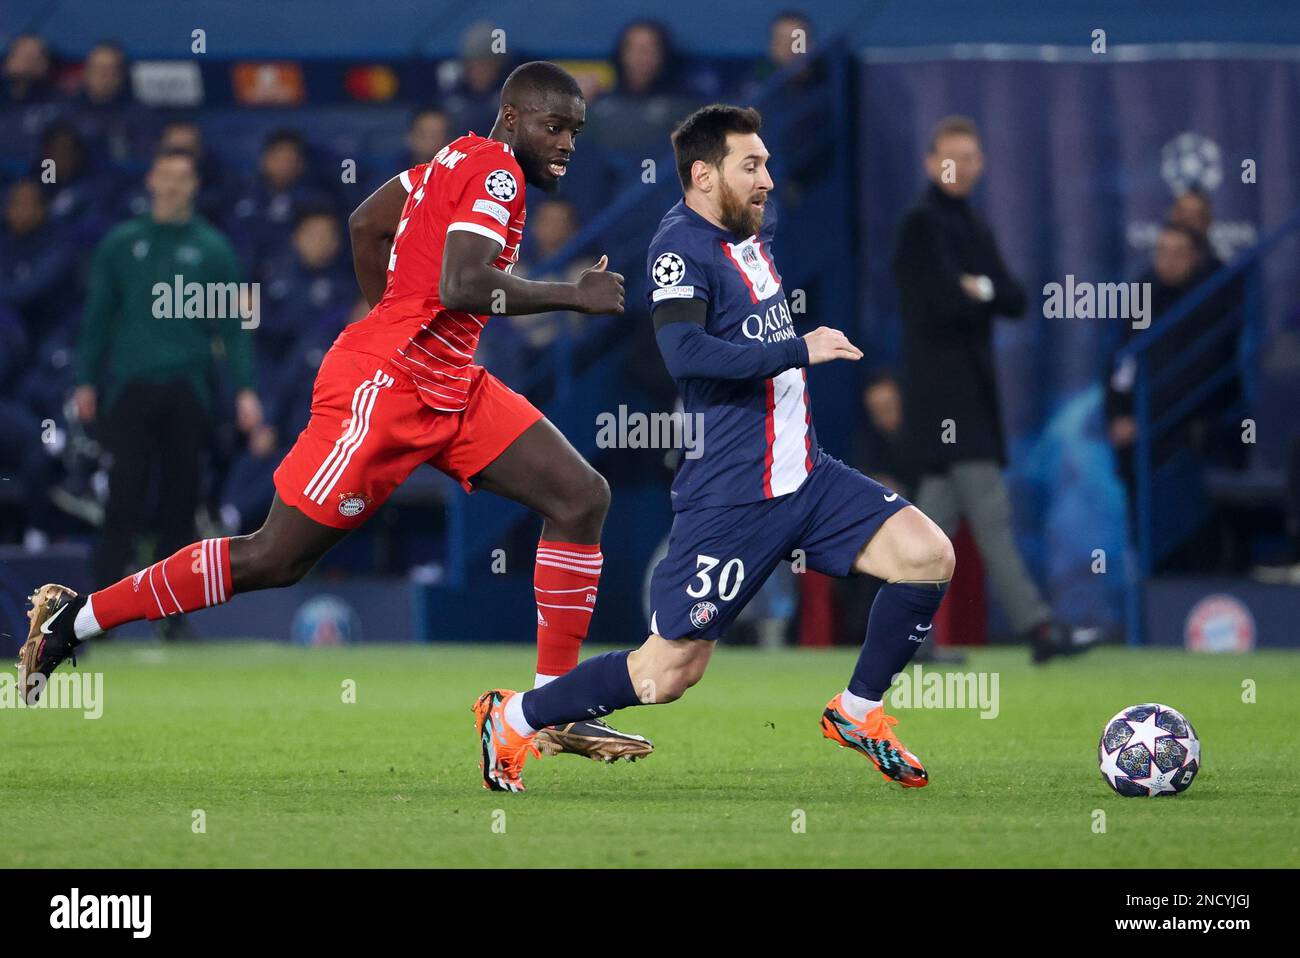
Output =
[{"x1": 857, "y1": 52, "x2": 1300, "y2": 629}]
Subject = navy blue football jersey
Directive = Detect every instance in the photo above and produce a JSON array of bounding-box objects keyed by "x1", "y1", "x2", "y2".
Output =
[{"x1": 646, "y1": 199, "x2": 821, "y2": 510}]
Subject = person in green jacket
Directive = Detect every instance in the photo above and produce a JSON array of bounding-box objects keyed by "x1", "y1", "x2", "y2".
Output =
[{"x1": 74, "y1": 147, "x2": 263, "y2": 608}]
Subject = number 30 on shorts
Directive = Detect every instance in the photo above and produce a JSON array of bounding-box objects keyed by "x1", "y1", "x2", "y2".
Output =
[{"x1": 686, "y1": 554, "x2": 745, "y2": 602}]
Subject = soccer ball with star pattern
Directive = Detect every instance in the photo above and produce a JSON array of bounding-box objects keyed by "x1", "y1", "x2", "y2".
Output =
[{"x1": 1098, "y1": 703, "x2": 1201, "y2": 797}]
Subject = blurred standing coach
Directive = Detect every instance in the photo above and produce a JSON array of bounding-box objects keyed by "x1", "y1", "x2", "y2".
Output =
[
  {"x1": 75, "y1": 148, "x2": 261, "y2": 605},
  {"x1": 892, "y1": 116, "x2": 1085, "y2": 662}
]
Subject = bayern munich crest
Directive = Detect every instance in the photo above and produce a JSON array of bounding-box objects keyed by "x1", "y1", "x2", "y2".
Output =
[
  {"x1": 689, "y1": 600, "x2": 718, "y2": 629},
  {"x1": 337, "y1": 494, "x2": 368, "y2": 518},
  {"x1": 652, "y1": 251, "x2": 686, "y2": 287},
  {"x1": 485, "y1": 169, "x2": 517, "y2": 201}
]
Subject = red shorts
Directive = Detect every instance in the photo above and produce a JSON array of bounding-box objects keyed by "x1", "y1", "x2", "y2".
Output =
[{"x1": 274, "y1": 346, "x2": 543, "y2": 528}]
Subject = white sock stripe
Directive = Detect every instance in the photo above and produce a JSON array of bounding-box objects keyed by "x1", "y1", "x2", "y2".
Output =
[
  {"x1": 535, "y1": 602, "x2": 595, "y2": 613},
  {"x1": 215, "y1": 539, "x2": 226, "y2": 603},
  {"x1": 313, "y1": 376, "x2": 381, "y2": 504},
  {"x1": 535, "y1": 554, "x2": 603, "y2": 569},
  {"x1": 160, "y1": 555, "x2": 183, "y2": 615},
  {"x1": 147, "y1": 563, "x2": 164, "y2": 617},
  {"x1": 533, "y1": 586, "x2": 600, "y2": 594},
  {"x1": 533, "y1": 556, "x2": 603, "y2": 571},
  {"x1": 536, "y1": 548, "x2": 603, "y2": 561},
  {"x1": 304, "y1": 376, "x2": 374, "y2": 500},
  {"x1": 200, "y1": 539, "x2": 212, "y2": 608}
]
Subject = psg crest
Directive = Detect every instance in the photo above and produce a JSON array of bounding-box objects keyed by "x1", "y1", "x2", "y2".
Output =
[{"x1": 689, "y1": 600, "x2": 718, "y2": 629}]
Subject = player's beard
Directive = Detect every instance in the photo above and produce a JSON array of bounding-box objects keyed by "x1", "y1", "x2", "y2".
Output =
[
  {"x1": 717, "y1": 179, "x2": 764, "y2": 238},
  {"x1": 518, "y1": 151, "x2": 560, "y2": 194}
]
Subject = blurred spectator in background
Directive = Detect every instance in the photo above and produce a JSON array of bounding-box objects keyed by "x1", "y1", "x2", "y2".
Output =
[
  {"x1": 1168, "y1": 186, "x2": 1221, "y2": 268},
  {"x1": 1105, "y1": 221, "x2": 1244, "y2": 532},
  {"x1": 65, "y1": 40, "x2": 154, "y2": 168},
  {"x1": 118, "y1": 118, "x2": 233, "y2": 222},
  {"x1": 851, "y1": 369, "x2": 914, "y2": 497},
  {"x1": 587, "y1": 21, "x2": 698, "y2": 156},
  {"x1": 0, "y1": 179, "x2": 75, "y2": 336},
  {"x1": 37, "y1": 122, "x2": 115, "y2": 245},
  {"x1": 894, "y1": 115, "x2": 1088, "y2": 662},
  {"x1": 75, "y1": 148, "x2": 261, "y2": 623},
  {"x1": 739, "y1": 10, "x2": 816, "y2": 99},
  {"x1": 406, "y1": 107, "x2": 450, "y2": 165},
  {"x1": 439, "y1": 22, "x2": 511, "y2": 137},
  {"x1": 504, "y1": 198, "x2": 591, "y2": 381},
  {"x1": 737, "y1": 11, "x2": 823, "y2": 202},
  {"x1": 258, "y1": 205, "x2": 354, "y2": 371},
  {"x1": 228, "y1": 129, "x2": 335, "y2": 279},
  {"x1": 1, "y1": 34, "x2": 61, "y2": 162}
]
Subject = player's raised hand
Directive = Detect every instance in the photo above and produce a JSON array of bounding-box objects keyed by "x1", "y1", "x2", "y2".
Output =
[
  {"x1": 575, "y1": 254, "x2": 625, "y2": 315},
  {"x1": 803, "y1": 326, "x2": 863, "y2": 365}
]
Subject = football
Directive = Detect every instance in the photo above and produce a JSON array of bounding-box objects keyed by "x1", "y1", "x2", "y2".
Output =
[{"x1": 1098, "y1": 703, "x2": 1201, "y2": 797}]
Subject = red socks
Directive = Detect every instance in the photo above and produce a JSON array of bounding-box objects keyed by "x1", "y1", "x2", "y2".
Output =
[
  {"x1": 533, "y1": 539, "x2": 602, "y2": 679},
  {"x1": 91, "y1": 538, "x2": 232, "y2": 631}
]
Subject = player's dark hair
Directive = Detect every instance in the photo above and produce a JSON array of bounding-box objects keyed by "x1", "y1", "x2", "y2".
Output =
[
  {"x1": 928, "y1": 115, "x2": 980, "y2": 153},
  {"x1": 500, "y1": 61, "x2": 583, "y2": 109},
  {"x1": 670, "y1": 104, "x2": 763, "y2": 191}
]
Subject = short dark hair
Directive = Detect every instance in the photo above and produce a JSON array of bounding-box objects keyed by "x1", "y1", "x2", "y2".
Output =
[
  {"x1": 671, "y1": 104, "x2": 763, "y2": 191},
  {"x1": 408, "y1": 106, "x2": 448, "y2": 128},
  {"x1": 153, "y1": 146, "x2": 199, "y2": 175},
  {"x1": 293, "y1": 203, "x2": 338, "y2": 230},
  {"x1": 1157, "y1": 220, "x2": 1202, "y2": 247},
  {"x1": 263, "y1": 128, "x2": 306, "y2": 153},
  {"x1": 1179, "y1": 185, "x2": 1212, "y2": 213},
  {"x1": 500, "y1": 61, "x2": 583, "y2": 108},
  {"x1": 928, "y1": 115, "x2": 980, "y2": 153}
]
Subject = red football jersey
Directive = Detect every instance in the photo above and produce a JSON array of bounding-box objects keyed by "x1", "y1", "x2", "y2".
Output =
[{"x1": 334, "y1": 133, "x2": 527, "y2": 411}]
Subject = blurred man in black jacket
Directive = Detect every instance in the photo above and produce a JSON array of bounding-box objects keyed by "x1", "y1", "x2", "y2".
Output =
[{"x1": 893, "y1": 116, "x2": 1091, "y2": 663}]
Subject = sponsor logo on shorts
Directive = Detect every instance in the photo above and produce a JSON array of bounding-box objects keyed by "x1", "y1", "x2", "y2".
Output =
[
  {"x1": 689, "y1": 600, "x2": 718, "y2": 630},
  {"x1": 338, "y1": 494, "x2": 369, "y2": 518}
]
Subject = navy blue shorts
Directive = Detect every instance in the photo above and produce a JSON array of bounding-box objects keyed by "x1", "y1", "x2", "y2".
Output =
[{"x1": 649, "y1": 455, "x2": 910, "y2": 641}]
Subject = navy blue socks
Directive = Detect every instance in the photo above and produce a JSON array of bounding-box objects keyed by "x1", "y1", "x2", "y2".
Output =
[
  {"x1": 849, "y1": 581, "x2": 949, "y2": 701},
  {"x1": 520, "y1": 650, "x2": 641, "y2": 730}
]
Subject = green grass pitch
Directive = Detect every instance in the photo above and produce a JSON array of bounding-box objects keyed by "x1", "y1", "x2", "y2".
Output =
[{"x1": 4, "y1": 642, "x2": 1298, "y2": 867}]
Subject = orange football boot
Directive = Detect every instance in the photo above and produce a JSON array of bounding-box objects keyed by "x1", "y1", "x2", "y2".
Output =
[
  {"x1": 472, "y1": 689, "x2": 541, "y2": 793},
  {"x1": 821, "y1": 694, "x2": 928, "y2": 788}
]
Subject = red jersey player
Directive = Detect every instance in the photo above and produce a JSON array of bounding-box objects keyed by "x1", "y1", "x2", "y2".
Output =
[{"x1": 19, "y1": 62, "x2": 653, "y2": 763}]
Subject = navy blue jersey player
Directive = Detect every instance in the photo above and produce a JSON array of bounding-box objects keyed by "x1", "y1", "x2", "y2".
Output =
[{"x1": 474, "y1": 105, "x2": 955, "y2": 793}]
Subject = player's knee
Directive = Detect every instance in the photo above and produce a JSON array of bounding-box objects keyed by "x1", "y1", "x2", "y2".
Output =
[
  {"x1": 899, "y1": 528, "x2": 955, "y2": 582},
  {"x1": 550, "y1": 468, "x2": 610, "y2": 531}
]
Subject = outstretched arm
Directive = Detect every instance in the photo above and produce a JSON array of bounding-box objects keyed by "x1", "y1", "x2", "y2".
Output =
[
  {"x1": 652, "y1": 298, "x2": 858, "y2": 381},
  {"x1": 349, "y1": 174, "x2": 409, "y2": 308},
  {"x1": 440, "y1": 231, "x2": 624, "y2": 316}
]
